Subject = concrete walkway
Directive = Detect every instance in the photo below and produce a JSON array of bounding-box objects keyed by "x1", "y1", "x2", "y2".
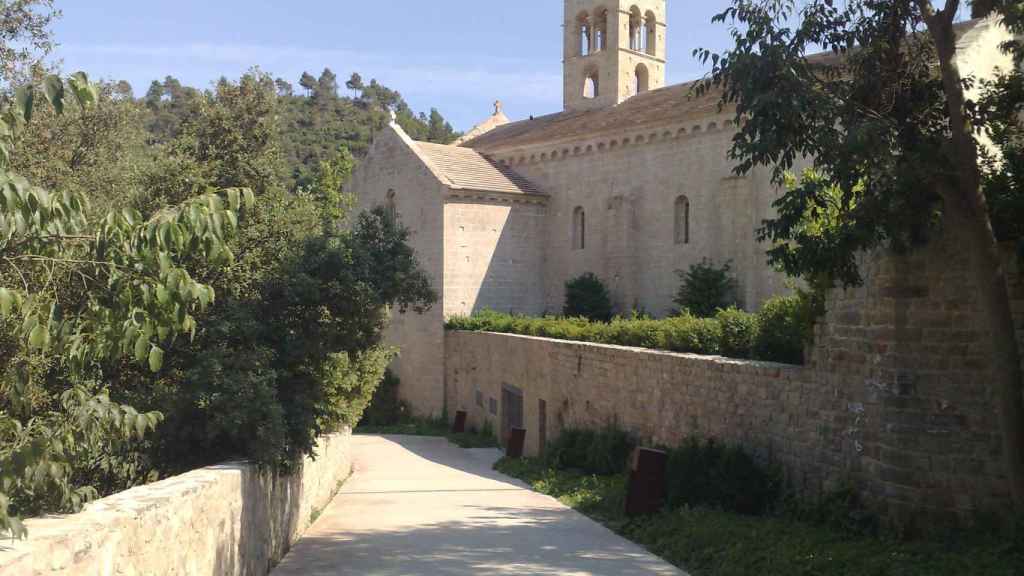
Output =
[{"x1": 272, "y1": 435, "x2": 685, "y2": 575}]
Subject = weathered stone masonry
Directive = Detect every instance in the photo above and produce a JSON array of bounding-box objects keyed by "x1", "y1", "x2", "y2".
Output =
[
  {"x1": 0, "y1": 431, "x2": 353, "y2": 576},
  {"x1": 447, "y1": 237, "x2": 1024, "y2": 519}
]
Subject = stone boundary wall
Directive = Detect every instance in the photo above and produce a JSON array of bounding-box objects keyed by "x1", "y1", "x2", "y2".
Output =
[
  {"x1": 445, "y1": 233, "x2": 1024, "y2": 522},
  {"x1": 445, "y1": 331, "x2": 834, "y2": 489},
  {"x1": 0, "y1": 429, "x2": 353, "y2": 576}
]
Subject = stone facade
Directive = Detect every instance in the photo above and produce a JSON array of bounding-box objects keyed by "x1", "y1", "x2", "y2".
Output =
[
  {"x1": 351, "y1": 126, "x2": 449, "y2": 417},
  {"x1": 0, "y1": 431, "x2": 352, "y2": 576},
  {"x1": 347, "y1": 3, "x2": 1013, "y2": 418},
  {"x1": 446, "y1": 235, "x2": 1024, "y2": 520},
  {"x1": 485, "y1": 128, "x2": 795, "y2": 316}
]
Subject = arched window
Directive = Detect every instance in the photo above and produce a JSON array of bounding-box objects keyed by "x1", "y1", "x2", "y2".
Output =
[
  {"x1": 634, "y1": 63, "x2": 650, "y2": 95},
  {"x1": 577, "y1": 12, "x2": 592, "y2": 56},
  {"x1": 583, "y1": 68, "x2": 599, "y2": 99},
  {"x1": 573, "y1": 207, "x2": 586, "y2": 250},
  {"x1": 674, "y1": 196, "x2": 690, "y2": 245},
  {"x1": 386, "y1": 189, "x2": 397, "y2": 222},
  {"x1": 644, "y1": 11, "x2": 658, "y2": 55},
  {"x1": 629, "y1": 7, "x2": 643, "y2": 51},
  {"x1": 593, "y1": 8, "x2": 608, "y2": 52}
]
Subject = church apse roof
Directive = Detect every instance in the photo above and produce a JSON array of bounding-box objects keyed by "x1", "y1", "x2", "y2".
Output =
[{"x1": 413, "y1": 141, "x2": 543, "y2": 196}]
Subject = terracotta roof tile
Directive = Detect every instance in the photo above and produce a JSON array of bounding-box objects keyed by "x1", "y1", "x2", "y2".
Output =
[
  {"x1": 414, "y1": 141, "x2": 543, "y2": 196},
  {"x1": 462, "y1": 81, "x2": 725, "y2": 152}
]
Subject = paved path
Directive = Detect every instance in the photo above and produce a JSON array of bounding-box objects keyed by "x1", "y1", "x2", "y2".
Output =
[{"x1": 272, "y1": 435, "x2": 685, "y2": 576}]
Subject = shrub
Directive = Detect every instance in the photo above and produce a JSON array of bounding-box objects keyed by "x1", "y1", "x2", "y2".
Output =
[
  {"x1": 547, "y1": 427, "x2": 636, "y2": 476},
  {"x1": 361, "y1": 370, "x2": 408, "y2": 427},
  {"x1": 754, "y1": 294, "x2": 815, "y2": 365},
  {"x1": 661, "y1": 313, "x2": 723, "y2": 355},
  {"x1": 564, "y1": 272, "x2": 614, "y2": 322},
  {"x1": 674, "y1": 259, "x2": 738, "y2": 317},
  {"x1": 665, "y1": 437, "x2": 782, "y2": 516},
  {"x1": 604, "y1": 317, "x2": 666, "y2": 349},
  {"x1": 715, "y1": 307, "x2": 760, "y2": 359}
]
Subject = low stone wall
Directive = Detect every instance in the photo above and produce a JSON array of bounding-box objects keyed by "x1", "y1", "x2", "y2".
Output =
[
  {"x1": 0, "y1": 430, "x2": 352, "y2": 576},
  {"x1": 445, "y1": 234, "x2": 1024, "y2": 523},
  {"x1": 446, "y1": 331, "x2": 832, "y2": 489}
]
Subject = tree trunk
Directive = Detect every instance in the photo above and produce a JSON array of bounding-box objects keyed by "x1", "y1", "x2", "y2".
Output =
[
  {"x1": 972, "y1": 0, "x2": 996, "y2": 19},
  {"x1": 919, "y1": 0, "x2": 1024, "y2": 509}
]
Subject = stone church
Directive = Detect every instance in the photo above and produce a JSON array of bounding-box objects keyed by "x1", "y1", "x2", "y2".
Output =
[{"x1": 350, "y1": 0, "x2": 1010, "y2": 415}]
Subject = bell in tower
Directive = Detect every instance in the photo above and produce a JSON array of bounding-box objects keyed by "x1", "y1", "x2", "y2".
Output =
[{"x1": 563, "y1": 0, "x2": 667, "y2": 112}]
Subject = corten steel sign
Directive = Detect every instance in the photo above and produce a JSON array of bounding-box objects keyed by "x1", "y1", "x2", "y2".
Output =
[{"x1": 625, "y1": 447, "x2": 669, "y2": 517}]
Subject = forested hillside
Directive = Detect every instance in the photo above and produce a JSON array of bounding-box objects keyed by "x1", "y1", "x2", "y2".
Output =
[{"x1": 145, "y1": 68, "x2": 460, "y2": 190}]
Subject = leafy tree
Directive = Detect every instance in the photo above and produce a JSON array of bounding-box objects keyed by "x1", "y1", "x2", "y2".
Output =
[
  {"x1": 123, "y1": 69, "x2": 437, "y2": 476},
  {"x1": 674, "y1": 259, "x2": 738, "y2": 317},
  {"x1": 274, "y1": 77, "x2": 293, "y2": 97},
  {"x1": 316, "y1": 67, "x2": 339, "y2": 101},
  {"x1": 299, "y1": 71, "x2": 317, "y2": 96},
  {"x1": 697, "y1": 0, "x2": 1024, "y2": 506},
  {"x1": 346, "y1": 72, "x2": 364, "y2": 96},
  {"x1": 275, "y1": 71, "x2": 459, "y2": 189},
  {"x1": 0, "y1": 0, "x2": 59, "y2": 84},
  {"x1": 0, "y1": 72, "x2": 251, "y2": 537},
  {"x1": 564, "y1": 272, "x2": 613, "y2": 322},
  {"x1": 426, "y1": 108, "x2": 457, "y2": 144},
  {"x1": 12, "y1": 80, "x2": 149, "y2": 218},
  {"x1": 143, "y1": 76, "x2": 200, "y2": 143},
  {"x1": 175, "y1": 73, "x2": 282, "y2": 195}
]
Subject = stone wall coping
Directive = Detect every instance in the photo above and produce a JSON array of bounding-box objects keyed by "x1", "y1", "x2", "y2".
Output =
[
  {"x1": 449, "y1": 330, "x2": 806, "y2": 372},
  {"x1": 0, "y1": 431, "x2": 351, "y2": 575}
]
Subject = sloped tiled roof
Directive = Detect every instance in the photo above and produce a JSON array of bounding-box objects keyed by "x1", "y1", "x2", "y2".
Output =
[
  {"x1": 414, "y1": 141, "x2": 543, "y2": 196},
  {"x1": 462, "y1": 81, "x2": 724, "y2": 152}
]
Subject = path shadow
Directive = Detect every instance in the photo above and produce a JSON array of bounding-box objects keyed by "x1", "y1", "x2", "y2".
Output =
[{"x1": 273, "y1": 435, "x2": 683, "y2": 576}]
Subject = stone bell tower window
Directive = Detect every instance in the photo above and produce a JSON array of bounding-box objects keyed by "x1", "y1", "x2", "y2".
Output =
[
  {"x1": 583, "y1": 68, "x2": 599, "y2": 99},
  {"x1": 635, "y1": 63, "x2": 650, "y2": 94},
  {"x1": 578, "y1": 12, "x2": 592, "y2": 56},
  {"x1": 594, "y1": 8, "x2": 608, "y2": 52},
  {"x1": 645, "y1": 10, "x2": 658, "y2": 55}
]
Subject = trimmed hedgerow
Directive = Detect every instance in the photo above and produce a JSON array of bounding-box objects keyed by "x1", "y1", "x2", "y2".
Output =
[
  {"x1": 755, "y1": 294, "x2": 817, "y2": 365},
  {"x1": 716, "y1": 307, "x2": 760, "y2": 359},
  {"x1": 447, "y1": 300, "x2": 808, "y2": 364}
]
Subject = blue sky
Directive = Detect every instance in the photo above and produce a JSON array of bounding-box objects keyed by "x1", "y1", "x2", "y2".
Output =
[
  {"x1": 51, "y1": 1, "x2": 972, "y2": 131},
  {"x1": 51, "y1": 1, "x2": 746, "y2": 130}
]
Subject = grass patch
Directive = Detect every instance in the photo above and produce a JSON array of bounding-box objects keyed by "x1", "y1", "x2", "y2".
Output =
[
  {"x1": 355, "y1": 417, "x2": 499, "y2": 449},
  {"x1": 495, "y1": 457, "x2": 1024, "y2": 576}
]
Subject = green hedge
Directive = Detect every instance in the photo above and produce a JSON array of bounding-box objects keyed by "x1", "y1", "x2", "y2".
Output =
[
  {"x1": 546, "y1": 427, "x2": 636, "y2": 476},
  {"x1": 447, "y1": 295, "x2": 814, "y2": 365}
]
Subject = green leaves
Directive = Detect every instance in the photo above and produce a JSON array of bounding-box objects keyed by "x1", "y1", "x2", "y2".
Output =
[
  {"x1": 14, "y1": 86, "x2": 34, "y2": 123},
  {"x1": 0, "y1": 287, "x2": 13, "y2": 317},
  {"x1": 148, "y1": 346, "x2": 164, "y2": 373},
  {"x1": 67, "y1": 72, "x2": 99, "y2": 110},
  {"x1": 134, "y1": 332, "x2": 150, "y2": 364},
  {"x1": 42, "y1": 75, "x2": 65, "y2": 114},
  {"x1": 0, "y1": 73, "x2": 259, "y2": 539}
]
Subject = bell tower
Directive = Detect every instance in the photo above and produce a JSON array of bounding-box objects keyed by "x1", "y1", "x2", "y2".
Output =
[{"x1": 563, "y1": 0, "x2": 667, "y2": 112}]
